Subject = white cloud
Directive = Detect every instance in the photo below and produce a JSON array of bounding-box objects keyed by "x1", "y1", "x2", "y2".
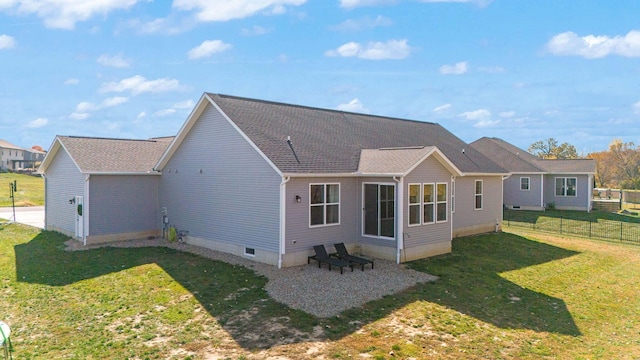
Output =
[
  {"x1": 325, "y1": 39, "x2": 412, "y2": 60},
  {"x1": 97, "y1": 54, "x2": 130, "y2": 68},
  {"x1": 241, "y1": 25, "x2": 269, "y2": 36},
  {"x1": 546, "y1": 30, "x2": 640, "y2": 58},
  {"x1": 101, "y1": 96, "x2": 129, "y2": 108},
  {"x1": 75, "y1": 101, "x2": 95, "y2": 113},
  {"x1": 26, "y1": 118, "x2": 48, "y2": 128},
  {"x1": 440, "y1": 61, "x2": 468, "y2": 75},
  {"x1": 339, "y1": 0, "x2": 398, "y2": 8},
  {"x1": 99, "y1": 75, "x2": 182, "y2": 95},
  {"x1": 433, "y1": 103, "x2": 452, "y2": 113},
  {"x1": 0, "y1": 34, "x2": 15, "y2": 49},
  {"x1": 459, "y1": 109, "x2": 491, "y2": 120},
  {"x1": 337, "y1": 98, "x2": 370, "y2": 113},
  {"x1": 127, "y1": 17, "x2": 193, "y2": 35},
  {"x1": 633, "y1": 100, "x2": 640, "y2": 114},
  {"x1": 474, "y1": 119, "x2": 500, "y2": 128},
  {"x1": 172, "y1": 0, "x2": 306, "y2": 22},
  {"x1": 173, "y1": 99, "x2": 195, "y2": 109},
  {"x1": 339, "y1": 0, "x2": 490, "y2": 8},
  {"x1": 188, "y1": 40, "x2": 232, "y2": 59},
  {"x1": 330, "y1": 15, "x2": 392, "y2": 32},
  {"x1": 499, "y1": 111, "x2": 515, "y2": 118},
  {"x1": 137, "y1": 111, "x2": 147, "y2": 119},
  {"x1": 64, "y1": 78, "x2": 79, "y2": 85},
  {"x1": 70, "y1": 112, "x2": 90, "y2": 120},
  {"x1": 154, "y1": 108, "x2": 176, "y2": 117},
  {"x1": 0, "y1": 0, "x2": 140, "y2": 29}
]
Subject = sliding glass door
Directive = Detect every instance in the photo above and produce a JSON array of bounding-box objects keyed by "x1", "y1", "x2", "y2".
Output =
[{"x1": 363, "y1": 183, "x2": 395, "y2": 239}]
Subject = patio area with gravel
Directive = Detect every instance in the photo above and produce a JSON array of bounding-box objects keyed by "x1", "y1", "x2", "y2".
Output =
[{"x1": 65, "y1": 238, "x2": 439, "y2": 318}]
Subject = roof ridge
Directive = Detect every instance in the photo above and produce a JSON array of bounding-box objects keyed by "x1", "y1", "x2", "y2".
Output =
[
  {"x1": 209, "y1": 92, "x2": 439, "y2": 126},
  {"x1": 61, "y1": 135, "x2": 164, "y2": 143}
]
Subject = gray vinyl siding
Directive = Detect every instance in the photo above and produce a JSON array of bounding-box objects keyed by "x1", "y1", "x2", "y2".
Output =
[
  {"x1": 159, "y1": 103, "x2": 281, "y2": 252},
  {"x1": 88, "y1": 175, "x2": 159, "y2": 236},
  {"x1": 504, "y1": 174, "x2": 543, "y2": 208},
  {"x1": 544, "y1": 174, "x2": 591, "y2": 210},
  {"x1": 453, "y1": 176, "x2": 503, "y2": 230},
  {"x1": 285, "y1": 177, "x2": 360, "y2": 252},
  {"x1": 44, "y1": 148, "x2": 84, "y2": 235},
  {"x1": 404, "y1": 157, "x2": 452, "y2": 249}
]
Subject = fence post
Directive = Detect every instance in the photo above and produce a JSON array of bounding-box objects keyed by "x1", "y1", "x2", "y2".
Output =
[
  {"x1": 560, "y1": 217, "x2": 563, "y2": 234},
  {"x1": 589, "y1": 219, "x2": 592, "y2": 238},
  {"x1": 620, "y1": 222, "x2": 623, "y2": 241}
]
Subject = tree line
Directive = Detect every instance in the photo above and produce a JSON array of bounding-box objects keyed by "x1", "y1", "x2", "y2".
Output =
[{"x1": 527, "y1": 138, "x2": 640, "y2": 189}]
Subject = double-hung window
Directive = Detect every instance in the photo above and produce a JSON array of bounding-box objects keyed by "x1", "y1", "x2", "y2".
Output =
[
  {"x1": 408, "y1": 184, "x2": 421, "y2": 226},
  {"x1": 310, "y1": 183, "x2": 340, "y2": 226},
  {"x1": 520, "y1": 177, "x2": 530, "y2": 191},
  {"x1": 555, "y1": 177, "x2": 577, "y2": 197},
  {"x1": 436, "y1": 183, "x2": 448, "y2": 222},
  {"x1": 424, "y1": 184, "x2": 435, "y2": 224},
  {"x1": 474, "y1": 180, "x2": 483, "y2": 210}
]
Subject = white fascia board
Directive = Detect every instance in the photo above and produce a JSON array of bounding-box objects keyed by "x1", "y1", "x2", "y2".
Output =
[
  {"x1": 405, "y1": 147, "x2": 463, "y2": 177},
  {"x1": 154, "y1": 93, "x2": 210, "y2": 170},
  {"x1": 39, "y1": 136, "x2": 84, "y2": 175},
  {"x1": 85, "y1": 172, "x2": 161, "y2": 176},
  {"x1": 462, "y1": 172, "x2": 511, "y2": 177}
]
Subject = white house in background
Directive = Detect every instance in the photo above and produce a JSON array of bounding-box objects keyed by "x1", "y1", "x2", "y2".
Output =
[
  {"x1": 40, "y1": 93, "x2": 508, "y2": 268},
  {"x1": 471, "y1": 137, "x2": 596, "y2": 211}
]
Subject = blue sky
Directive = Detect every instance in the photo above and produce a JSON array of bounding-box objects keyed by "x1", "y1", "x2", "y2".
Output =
[{"x1": 1, "y1": 0, "x2": 639, "y2": 154}]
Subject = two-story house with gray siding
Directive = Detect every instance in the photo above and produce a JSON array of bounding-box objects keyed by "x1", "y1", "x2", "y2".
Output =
[
  {"x1": 471, "y1": 137, "x2": 596, "y2": 212},
  {"x1": 40, "y1": 93, "x2": 508, "y2": 268}
]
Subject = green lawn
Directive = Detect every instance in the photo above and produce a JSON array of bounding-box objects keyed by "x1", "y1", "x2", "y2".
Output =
[
  {"x1": 1, "y1": 222, "x2": 639, "y2": 359},
  {"x1": 0, "y1": 173, "x2": 44, "y2": 207}
]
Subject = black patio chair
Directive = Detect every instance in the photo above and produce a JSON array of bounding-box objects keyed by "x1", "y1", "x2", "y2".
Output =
[
  {"x1": 332, "y1": 243, "x2": 374, "y2": 271},
  {"x1": 308, "y1": 245, "x2": 352, "y2": 274}
]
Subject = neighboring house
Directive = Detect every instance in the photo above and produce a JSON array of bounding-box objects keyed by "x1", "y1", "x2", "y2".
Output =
[
  {"x1": 471, "y1": 137, "x2": 596, "y2": 211},
  {"x1": 40, "y1": 93, "x2": 508, "y2": 268},
  {"x1": 39, "y1": 136, "x2": 172, "y2": 243},
  {"x1": 0, "y1": 139, "x2": 25, "y2": 171},
  {"x1": 23, "y1": 148, "x2": 47, "y2": 169}
]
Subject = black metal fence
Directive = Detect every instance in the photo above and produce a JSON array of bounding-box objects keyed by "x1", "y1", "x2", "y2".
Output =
[{"x1": 504, "y1": 210, "x2": 640, "y2": 244}]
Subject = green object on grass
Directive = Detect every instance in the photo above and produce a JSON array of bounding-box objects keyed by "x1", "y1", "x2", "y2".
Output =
[{"x1": 168, "y1": 226, "x2": 177, "y2": 242}]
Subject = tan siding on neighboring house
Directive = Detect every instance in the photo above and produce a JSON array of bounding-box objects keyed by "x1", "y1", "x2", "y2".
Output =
[{"x1": 44, "y1": 148, "x2": 84, "y2": 236}]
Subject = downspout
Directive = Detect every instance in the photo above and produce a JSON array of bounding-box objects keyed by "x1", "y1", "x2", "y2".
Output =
[
  {"x1": 278, "y1": 176, "x2": 291, "y2": 268},
  {"x1": 541, "y1": 174, "x2": 544, "y2": 209},
  {"x1": 84, "y1": 174, "x2": 90, "y2": 245},
  {"x1": 41, "y1": 173, "x2": 46, "y2": 230},
  {"x1": 393, "y1": 176, "x2": 404, "y2": 264}
]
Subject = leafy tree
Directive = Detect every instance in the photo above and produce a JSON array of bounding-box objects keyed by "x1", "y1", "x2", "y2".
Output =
[
  {"x1": 588, "y1": 151, "x2": 615, "y2": 188},
  {"x1": 608, "y1": 139, "x2": 640, "y2": 189},
  {"x1": 528, "y1": 138, "x2": 578, "y2": 159}
]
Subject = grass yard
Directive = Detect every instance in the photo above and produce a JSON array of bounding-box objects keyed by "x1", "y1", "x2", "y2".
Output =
[
  {"x1": 0, "y1": 173, "x2": 44, "y2": 207},
  {"x1": 0, "y1": 222, "x2": 639, "y2": 359}
]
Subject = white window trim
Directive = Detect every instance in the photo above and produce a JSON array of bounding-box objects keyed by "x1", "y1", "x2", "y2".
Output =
[
  {"x1": 408, "y1": 183, "x2": 422, "y2": 227},
  {"x1": 520, "y1": 177, "x2": 530, "y2": 191},
  {"x1": 474, "y1": 179, "x2": 483, "y2": 210},
  {"x1": 423, "y1": 183, "x2": 436, "y2": 225},
  {"x1": 555, "y1": 177, "x2": 578, "y2": 197},
  {"x1": 244, "y1": 247, "x2": 256, "y2": 257},
  {"x1": 436, "y1": 182, "x2": 448, "y2": 223},
  {"x1": 309, "y1": 183, "x2": 341, "y2": 228},
  {"x1": 451, "y1": 177, "x2": 456, "y2": 214},
  {"x1": 362, "y1": 182, "x2": 396, "y2": 240}
]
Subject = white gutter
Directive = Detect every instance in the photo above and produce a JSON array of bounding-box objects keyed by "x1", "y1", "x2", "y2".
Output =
[
  {"x1": 393, "y1": 176, "x2": 404, "y2": 264},
  {"x1": 278, "y1": 176, "x2": 291, "y2": 268},
  {"x1": 84, "y1": 174, "x2": 90, "y2": 245}
]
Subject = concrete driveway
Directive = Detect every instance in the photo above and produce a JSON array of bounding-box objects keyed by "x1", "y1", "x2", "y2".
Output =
[{"x1": 0, "y1": 206, "x2": 44, "y2": 228}]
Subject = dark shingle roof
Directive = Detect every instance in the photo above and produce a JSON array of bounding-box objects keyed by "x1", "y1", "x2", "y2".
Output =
[
  {"x1": 57, "y1": 136, "x2": 171, "y2": 173},
  {"x1": 208, "y1": 94, "x2": 506, "y2": 174},
  {"x1": 470, "y1": 137, "x2": 595, "y2": 174}
]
